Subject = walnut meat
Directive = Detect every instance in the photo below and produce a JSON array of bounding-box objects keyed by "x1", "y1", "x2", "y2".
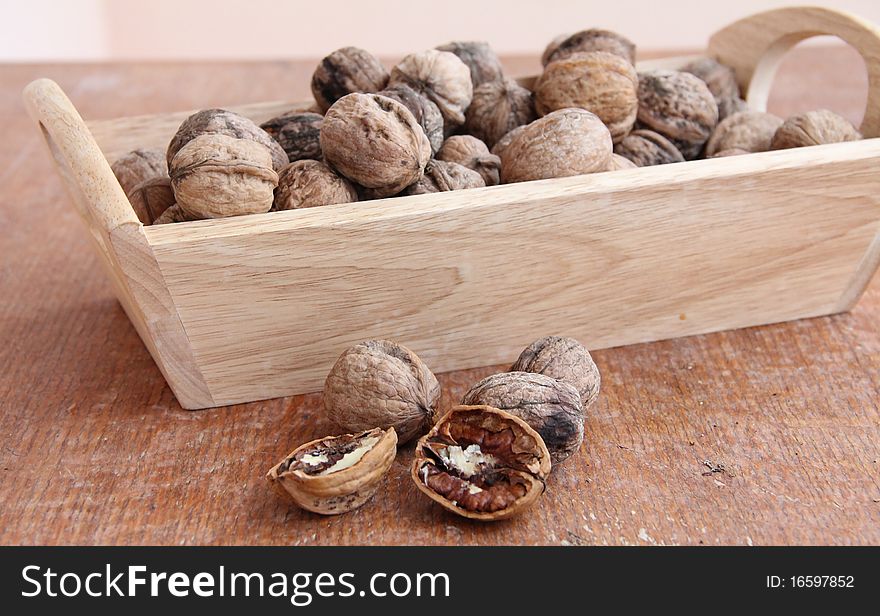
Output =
[
  {"x1": 436, "y1": 135, "x2": 501, "y2": 186},
  {"x1": 311, "y1": 46, "x2": 389, "y2": 113},
  {"x1": 128, "y1": 177, "x2": 175, "y2": 225},
  {"x1": 705, "y1": 111, "x2": 783, "y2": 157},
  {"x1": 320, "y1": 93, "x2": 431, "y2": 198},
  {"x1": 275, "y1": 160, "x2": 358, "y2": 210},
  {"x1": 544, "y1": 29, "x2": 636, "y2": 66},
  {"x1": 400, "y1": 160, "x2": 485, "y2": 196},
  {"x1": 614, "y1": 129, "x2": 684, "y2": 166},
  {"x1": 323, "y1": 340, "x2": 440, "y2": 444},
  {"x1": 637, "y1": 70, "x2": 719, "y2": 159},
  {"x1": 682, "y1": 57, "x2": 742, "y2": 121},
  {"x1": 435, "y1": 41, "x2": 504, "y2": 89},
  {"x1": 111, "y1": 148, "x2": 167, "y2": 197},
  {"x1": 169, "y1": 133, "x2": 278, "y2": 219},
  {"x1": 389, "y1": 50, "x2": 474, "y2": 130},
  {"x1": 412, "y1": 405, "x2": 551, "y2": 521},
  {"x1": 535, "y1": 51, "x2": 638, "y2": 143},
  {"x1": 500, "y1": 109, "x2": 613, "y2": 183},
  {"x1": 770, "y1": 109, "x2": 862, "y2": 150},
  {"x1": 510, "y1": 335, "x2": 601, "y2": 407},
  {"x1": 465, "y1": 78, "x2": 536, "y2": 149},
  {"x1": 260, "y1": 111, "x2": 323, "y2": 163},
  {"x1": 378, "y1": 84, "x2": 445, "y2": 154}
]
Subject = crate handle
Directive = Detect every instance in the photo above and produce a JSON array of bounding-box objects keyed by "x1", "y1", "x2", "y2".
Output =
[{"x1": 708, "y1": 5, "x2": 880, "y2": 138}]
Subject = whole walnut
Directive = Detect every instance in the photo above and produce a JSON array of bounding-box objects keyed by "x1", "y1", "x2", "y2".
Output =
[
  {"x1": 637, "y1": 70, "x2": 718, "y2": 159},
  {"x1": 490, "y1": 124, "x2": 527, "y2": 158},
  {"x1": 435, "y1": 41, "x2": 504, "y2": 89},
  {"x1": 128, "y1": 177, "x2": 175, "y2": 224},
  {"x1": 401, "y1": 160, "x2": 485, "y2": 196},
  {"x1": 167, "y1": 108, "x2": 288, "y2": 171},
  {"x1": 705, "y1": 111, "x2": 783, "y2": 157},
  {"x1": 275, "y1": 160, "x2": 358, "y2": 210},
  {"x1": 152, "y1": 203, "x2": 193, "y2": 225},
  {"x1": 436, "y1": 135, "x2": 501, "y2": 186},
  {"x1": 544, "y1": 29, "x2": 636, "y2": 66},
  {"x1": 320, "y1": 93, "x2": 431, "y2": 198},
  {"x1": 260, "y1": 111, "x2": 323, "y2": 163},
  {"x1": 614, "y1": 129, "x2": 685, "y2": 166},
  {"x1": 541, "y1": 33, "x2": 570, "y2": 67},
  {"x1": 605, "y1": 153, "x2": 638, "y2": 170},
  {"x1": 535, "y1": 51, "x2": 638, "y2": 143},
  {"x1": 379, "y1": 84, "x2": 445, "y2": 154},
  {"x1": 681, "y1": 57, "x2": 742, "y2": 121},
  {"x1": 323, "y1": 340, "x2": 440, "y2": 444},
  {"x1": 500, "y1": 109, "x2": 612, "y2": 183},
  {"x1": 510, "y1": 335, "x2": 600, "y2": 407},
  {"x1": 111, "y1": 148, "x2": 167, "y2": 197},
  {"x1": 311, "y1": 46, "x2": 389, "y2": 113},
  {"x1": 719, "y1": 97, "x2": 749, "y2": 121},
  {"x1": 170, "y1": 133, "x2": 278, "y2": 219},
  {"x1": 462, "y1": 372, "x2": 584, "y2": 464},
  {"x1": 708, "y1": 148, "x2": 749, "y2": 158},
  {"x1": 465, "y1": 78, "x2": 536, "y2": 149},
  {"x1": 770, "y1": 109, "x2": 862, "y2": 150},
  {"x1": 389, "y1": 49, "x2": 474, "y2": 130}
]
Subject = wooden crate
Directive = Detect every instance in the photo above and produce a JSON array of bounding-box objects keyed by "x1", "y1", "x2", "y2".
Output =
[{"x1": 22, "y1": 6, "x2": 880, "y2": 409}]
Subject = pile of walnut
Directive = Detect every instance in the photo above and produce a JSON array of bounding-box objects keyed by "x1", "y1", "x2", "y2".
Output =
[
  {"x1": 111, "y1": 33, "x2": 863, "y2": 225},
  {"x1": 266, "y1": 336, "x2": 600, "y2": 521}
]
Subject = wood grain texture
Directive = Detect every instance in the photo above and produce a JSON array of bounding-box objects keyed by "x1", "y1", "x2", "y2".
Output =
[{"x1": 1, "y1": 48, "x2": 878, "y2": 545}]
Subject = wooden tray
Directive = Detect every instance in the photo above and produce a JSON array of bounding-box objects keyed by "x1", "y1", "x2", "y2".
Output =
[{"x1": 22, "y1": 6, "x2": 880, "y2": 410}]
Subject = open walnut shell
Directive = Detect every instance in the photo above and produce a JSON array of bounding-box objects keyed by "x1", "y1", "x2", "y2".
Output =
[
  {"x1": 412, "y1": 405, "x2": 551, "y2": 521},
  {"x1": 267, "y1": 427, "x2": 397, "y2": 515}
]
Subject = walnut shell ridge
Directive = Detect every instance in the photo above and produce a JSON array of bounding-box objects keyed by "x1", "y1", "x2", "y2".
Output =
[
  {"x1": 614, "y1": 129, "x2": 684, "y2": 167},
  {"x1": 510, "y1": 335, "x2": 601, "y2": 408},
  {"x1": 379, "y1": 84, "x2": 445, "y2": 154}
]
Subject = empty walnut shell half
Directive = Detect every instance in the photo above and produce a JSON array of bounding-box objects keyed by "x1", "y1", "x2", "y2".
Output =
[
  {"x1": 510, "y1": 335, "x2": 601, "y2": 408},
  {"x1": 400, "y1": 160, "x2": 485, "y2": 196},
  {"x1": 111, "y1": 148, "x2": 168, "y2": 197},
  {"x1": 435, "y1": 41, "x2": 504, "y2": 89},
  {"x1": 412, "y1": 405, "x2": 551, "y2": 521},
  {"x1": 311, "y1": 46, "x2": 390, "y2": 113},
  {"x1": 705, "y1": 111, "x2": 783, "y2": 157},
  {"x1": 436, "y1": 135, "x2": 501, "y2": 186},
  {"x1": 267, "y1": 427, "x2": 397, "y2": 515},
  {"x1": 770, "y1": 109, "x2": 862, "y2": 150},
  {"x1": 614, "y1": 129, "x2": 685, "y2": 167},
  {"x1": 465, "y1": 78, "x2": 536, "y2": 149},
  {"x1": 681, "y1": 57, "x2": 742, "y2": 121},
  {"x1": 379, "y1": 84, "x2": 445, "y2": 154},
  {"x1": 389, "y1": 49, "x2": 474, "y2": 130},
  {"x1": 544, "y1": 29, "x2": 636, "y2": 66},
  {"x1": 324, "y1": 339, "x2": 440, "y2": 444},
  {"x1": 275, "y1": 160, "x2": 358, "y2": 210},
  {"x1": 260, "y1": 111, "x2": 323, "y2": 163},
  {"x1": 128, "y1": 176, "x2": 175, "y2": 225}
]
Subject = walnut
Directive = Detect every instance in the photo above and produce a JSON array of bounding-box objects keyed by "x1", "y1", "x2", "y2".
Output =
[
  {"x1": 128, "y1": 177, "x2": 175, "y2": 224},
  {"x1": 378, "y1": 84, "x2": 445, "y2": 154},
  {"x1": 311, "y1": 46, "x2": 389, "y2": 113},
  {"x1": 275, "y1": 160, "x2": 358, "y2": 210},
  {"x1": 770, "y1": 109, "x2": 862, "y2": 150},
  {"x1": 435, "y1": 41, "x2": 504, "y2": 89},
  {"x1": 541, "y1": 33, "x2": 570, "y2": 67},
  {"x1": 462, "y1": 372, "x2": 583, "y2": 464},
  {"x1": 152, "y1": 204, "x2": 193, "y2": 225},
  {"x1": 267, "y1": 427, "x2": 397, "y2": 515},
  {"x1": 708, "y1": 148, "x2": 749, "y2": 158},
  {"x1": 605, "y1": 153, "x2": 637, "y2": 170},
  {"x1": 499, "y1": 108, "x2": 612, "y2": 183},
  {"x1": 260, "y1": 111, "x2": 323, "y2": 163},
  {"x1": 719, "y1": 97, "x2": 749, "y2": 121},
  {"x1": 535, "y1": 51, "x2": 638, "y2": 143},
  {"x1": 400, "y1": 160, "x2": 485, "y2": 196},
  {"x1": 614, "y1": 129, "x2": 685, "y2": 166},
  {"x1": 389, "y1": 49, "x2": 473, "y2": 130},
  {"x1": 637, "y1": 70, "x2": 719, "y2": 159},
  {"x1": 167, "y1": 108, "x2": 288, "y2": 171},
  {"x1": 111, "y1": 148, "x2": 167, "y2": 197},
  {"x1": 490, "y1": 124, "x2": 526, "y2": 158},
  {"x1": 682, "y1": 57, "x2": 742, "y2": 121},
  {"x1": 320, "y1": 93, "x2": 431, "y2": 198},
  {"x1": 465, "y1": 78, "x2": 536, "y2": 150},
  {"x1": 169, "y1": 133, "x2": 278, "y2": 219},
  {"x1": 411, "y1": 405, "x2": 551, "y2": 521},
  {"x1": 544, "y1": 29, "x2": 636, "y2": 66},
  {"x1": 323, "y1": 340, "x2": 440, "y2": 444},
  {"x1": 705, "y1": 111, "x2": 783, "y2": 157},
  {"x1": 510, "y1": 335, "x2": 600, "y2": 408},
  {"x1": 436, "y1": 135, "x2": 501, "y2": 186}
]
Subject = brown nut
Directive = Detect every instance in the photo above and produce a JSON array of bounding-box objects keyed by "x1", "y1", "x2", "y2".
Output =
[
  {"x1": 167, "y1": 108, "x2": 288, "y2": 172},
  {"x1": 320, "y1": 93, "x2": 431, "y2": 198},
  {"x1": 708, "y1": 148, "x2": 749, "y2": 158},
  {"x1": 637, "y1": 69, "x2": 718, "y2": 159},
  {"x1": 500, "y1": 108, "x2": 613, "y2": 183},
  {"x1": 544, "y1": 29, "x2": 636, "y2": 66},
  {"x1": 323, "y1": 340, "x2": 440, "y2": 444},
  {"x1": 151, "y1": 203, "x2": 193, "y2": 225},
  {"x1": 389, "y1": 49, "x2": 474, "y2": 130},
  {"x1": 411, "y1": 405, "x2": 551, "y2": 521},
  {"x1": 510, "y1": 335, "x2": 601, "y2": 408},
  {"x1": 614, "y1": 129, "x2": 685, "y2": 167},
  {"x1": 462, "y1": 372, "x2": 583, "y2": 464},
  {"x1": 681, "y1": 57, "x2": 742, "y2": 121},
  {"x1": 311, "y1": 46, "x2": 390, "y2": 113},
  {"x1": 465, "y1": 78, "x2": 536, "y2": 149},
  {"x1": 111, "y1": 148, "x2": 168, "y2": 197},
  {"x1": 378, "y1": 84, "x2": 445, "y2": 154},
  {"x1": 541, "y1": 33, "x2": 570, "y2": 67},
  {"x1": 435, "y1": 41, "x2": 504, "y2": 89},
  {"x1": 401, "y1": 159, "x2": 485, "y2": 196},
  {"x1": 535, "y1": 51, "x2": 638, "y2": 143},
  {"x1": 719, "y1": 97, "x2": 749, "y2": 122},
  {"x1": 275, "y1": 160, "x2": 358, "y2": 210},
  {"x1": 490, "y1": 124, "x2": 527, "y2": 158},
  {"x1": 605, "y1": 153, "x2": 638, "y2": 171},
  {"x1": 770, "y1": 109, "x2": 862, "y2": 150},
  {"x1": 267, "y1": 427, "x2": 397, "y2": 515},
  {"x1": 128, "y1": 177, "x2": 175, "y2": 224},
  {"x1": 170, "y1": 133, "x2": 278, "y2": 219},
  {"x1": 705, "y1": 111, "x2": 783, "y2": 157},
  {"x1": 260, "y1": 111, "x2": 323, "y2": 163},
  {"x1": 436, "y1": 135, "x2": 501, "y2": 186}
]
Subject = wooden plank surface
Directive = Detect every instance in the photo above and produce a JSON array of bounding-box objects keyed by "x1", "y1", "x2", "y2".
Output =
[{"x1": 1, "y1": 48, "x2": 879, "y2": 545}]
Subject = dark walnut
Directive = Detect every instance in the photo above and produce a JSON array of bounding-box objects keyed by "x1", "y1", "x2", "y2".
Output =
[
  {"x1": 111, "y1": 148, "x2": 167, "y2": 197},
  {"x1": 275, "y1": 160, "x2": 358, "y2": 210},
  {"x1": 400, "y1": 160, "x2": 485, "y2": 196},
  {"x1": 323, "y1": 339, "x2": 440, "y2": 444},
  {"x1": 260, "y1": 111, "x2": 323, "y2": 163},
  {"x1": 169, "y1": 133, "x2": 278, "y2": 219},
  {"x1": 378, "y1": 84, "x2": 445, "y2": 154},
  {"x1": 311, "y1": 46, "x2": 389, "y2": 113},
  {"x1": 544, "y1": 29, "x2": 636, "y2": 66},
  {"x1": 152, "y1": 204, "x2": 193, "y2": 225},
  {"x1": 465, "y1": 78, "x2": 536, "y2": 149},
  {"x1": 705, "y1": 111, "x2": 783, "y2": 157},
  {"x1": 167, "y1": 108, "x2": 288, "y2": 171},
  {"x1": 606, "y1": 153, "x2": 637, "y2": 170},
  {"x1": 435, "y1": 41, "x2": 504, "y2": 89},
  {"x1": 462, "y1": 372, "x2": 584, "y2": 464},
  {"x1": 637, "y1": 70, "x2": 719, "y2": 159},
  {"x1": 614, "y1": 129, "x2": 684, "y2": 166},
  {"x1": 510, "y1": 335, "x2": 601, "y2": 408},
  {"x1": 128, "y1": 177, "x2": 175, "y2": 225},
  {"x1": 411, "y1": 405, "x2": 551, "y2": 521},
  {"x1": 681, "y1": 57, "x2": 742, "y2": 121},
  {"x1": 320, "y1": 93, "x2": 431, "y2": 198},
  {"x1": 436, "y1": 135, "x2": 501, "y2": 186},
  {"x1": 770, "y1": 109, "x2": 862, "y2": 150},
  {"x1": 389, "y1": 49, "x2": 474, "y2": 130},
  {"x1": 535, "y1": 51, "x2": 638, "y2": 143},
  {"x1": 500, "y1": 108, "x2": 612, "y2": 183},
  {"x1": 267, "y1": 428, "x2": 397, "y2": 515}
]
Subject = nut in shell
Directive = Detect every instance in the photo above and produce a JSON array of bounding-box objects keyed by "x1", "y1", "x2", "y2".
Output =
[
  {"x1": 605, "y1": 153, "x2": 637, "y2": 171},
  {"x1": 614, "y1": 129, "x2": 684, "y2": 167},
  {"x1": 770, "y1": 109, "x2": 862, "y2": 150},
  {"x1": 128, "y1": 176, "x2": 175, "y2": 225},
  {"x1": 681, "y1": 57, "x2": 742, "y2": 121},
  {"x1": 436, "y1": 135, "x2": 501, "y2": 186},
  {"x1": 151, "y1": 203, "x2": 193, "y2": 225},
  {"x1": 400, "y1": 159, "x2": 485, "y2": 196},
  {"x1": 705, "y1": 111, "x2": 782, "y2": 157},
  {"x1": 411, "y1": 405, "x2": 551, "y2": 521},
  {"x1": 465, "y1": 78, "x2": 536, "y2": 149},
  {"x1": 311, "y1": 46, "x2": 390, "y2": 113},
  {"x1": 111, "y1": 148, "x2": 168, "y2": 197},
  {"x1": 510, "y1": 335, "x2": 601, "y2": 408},
  {"x1": 435, "y1": 41, "x2": 504, "y2": 89},
  {"x1": 544, "y1": 29, "x2": 636, "y2": 66},
  {"x1": 389, "y1": 49, "x2": 473, "y2": 130},
  {"x1": 260, "y1": 111, "x2": 323, "y2": 163},
  {"x1": 267, "y1": 427, "x2": 397, "y2": 515},
  {"x1": 379, "y1": 84, "x2": 445, "y2": 154},
  {"x1": 275, "y1": 160, "x2": 358, "y2": 210}
]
